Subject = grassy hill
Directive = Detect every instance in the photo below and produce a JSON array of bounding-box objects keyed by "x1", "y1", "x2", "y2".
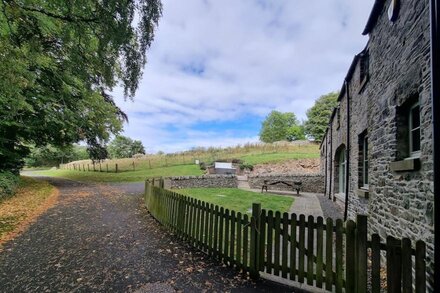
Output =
[{"x1": 33, "y1": 141, "x2": 319, "y2": 182}]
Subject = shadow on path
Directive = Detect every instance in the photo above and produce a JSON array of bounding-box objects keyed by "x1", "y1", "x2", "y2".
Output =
[{"x1": 0, "y1": 177, "x2": 297, "y2": 292}]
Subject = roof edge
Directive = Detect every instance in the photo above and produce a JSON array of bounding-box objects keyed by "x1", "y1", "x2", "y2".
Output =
[{"x1": 362, "y1": 0, "x2": 386, "y2": 35}]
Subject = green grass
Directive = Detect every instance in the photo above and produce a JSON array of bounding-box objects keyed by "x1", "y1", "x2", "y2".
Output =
[
  {"x1": 61, "y1": 141, "x2": 320, "y2": 172},
  {"x1": 33, "y1": 164, "x2": 204, "y2": 182},
  {"x1": 240, "y1": 152, "x2": 319, "y2": 165},
  {"x1": 176, "y1": 188, "x2": 294, "y2": 214}
]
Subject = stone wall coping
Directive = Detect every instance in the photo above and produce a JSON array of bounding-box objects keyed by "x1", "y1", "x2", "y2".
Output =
[
  {"x1": 248, "y1": 173, "x2": 322, "y2": 178},
  {"x1": 167, "y1": 174, "x2": 237, "y2": 180}
]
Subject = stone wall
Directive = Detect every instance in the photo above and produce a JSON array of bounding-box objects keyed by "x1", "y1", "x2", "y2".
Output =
[
  {"x1": 248, "y1": 174, "x2": 324, "y2": 193},
  {"x1": 165, "y1": 175, "x2": 238, "y2": 189},
  {"x1": 319, "y1": 0, "x2": 434, "y2": 288}
]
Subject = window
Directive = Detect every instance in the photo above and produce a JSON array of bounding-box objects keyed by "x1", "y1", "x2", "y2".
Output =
[
  {"x1": 409, "y1": 103, "x2": 421, "y2": 156},
  {"x1": 362, "y1": 135, "x2": 369, "y2": 188},
  {"x1": 338, "y1": 151, "x2": 346, "y2": 194},
  {"x1": 396, "y1": 96, "x2": 421, "y2": 160},
  {"x1": 359, "y1": 51, "x2": 369, "y2": 86}
]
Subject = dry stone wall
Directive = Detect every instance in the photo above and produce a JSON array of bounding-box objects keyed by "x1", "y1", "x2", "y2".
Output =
[
  {"x1": 165, "y1": 175, "x2": 238, "y2": 189},
  {"x1": 248, "y1": 174, "x2": 324, "y2": 193}
]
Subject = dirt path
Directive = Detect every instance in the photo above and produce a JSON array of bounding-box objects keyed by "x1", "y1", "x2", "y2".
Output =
[{"x1": 0, "y1": 177, "x2": 295, "y2": 292}]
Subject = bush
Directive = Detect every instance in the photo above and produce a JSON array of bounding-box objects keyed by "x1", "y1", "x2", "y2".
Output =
[
  {"x1": 199, "y1": 162, "x2": 206, "y2": 170},
  {"x1": 231, "y1": 158, "x2": 243, "y2": 164},
  {"x1": 0, "y1": 171, "x2": 20, "y2": 201},
  {"x1": 239, "y1": 163, "x2": 254, "y2": 171}
]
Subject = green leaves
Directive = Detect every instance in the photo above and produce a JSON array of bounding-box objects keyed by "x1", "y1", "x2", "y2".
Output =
[
  {"x1": 304, "y1": 92, "x2": 339, "y2": 142},
  {"x1": 259, "y1": 111, "x2": 304, "y2": 143},
  {"x1": 108, "y1": 135, "x2": 146, "y2": 159},
  {"x1": 0, "y1": 0, "x2": 162, "y2": 171}
]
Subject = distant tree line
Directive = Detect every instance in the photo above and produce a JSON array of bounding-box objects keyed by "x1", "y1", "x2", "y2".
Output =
[{"x1": 26, "y1": 135, "x2": 146, "y2": 167}]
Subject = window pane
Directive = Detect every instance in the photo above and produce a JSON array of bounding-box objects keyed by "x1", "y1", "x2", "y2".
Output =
[
  {"x1": 365, "y1": 160, "x2": 369, "y2": 185},
  {"x1": 412, "y1": 129, "x2": 421, "y2": 152},
  {"x1": 411, "y1": 105, "x2": 420, "y2": 129}
]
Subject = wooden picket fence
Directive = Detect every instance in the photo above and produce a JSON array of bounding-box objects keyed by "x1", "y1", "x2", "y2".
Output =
[{"x1": 145, "y1": 179, "x2": 427, "y2": 292}]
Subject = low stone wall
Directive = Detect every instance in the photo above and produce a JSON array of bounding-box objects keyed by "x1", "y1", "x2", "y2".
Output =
[
  {"x1": 248, "y1": 173, "x2": 325, "y2": 193},
  {"x1": 165, "y1": 175, "x2": 238, "y2": 189}
]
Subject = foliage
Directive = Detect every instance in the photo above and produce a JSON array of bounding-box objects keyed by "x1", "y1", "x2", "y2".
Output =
[
  {"x1": 199, "y1": 162, "x2": 207, "y2": 170},
  {"x1": 177, "y1": 188, "x2": 293, "y2": 214},
  {"x1": 0, "y1": 0, "x2": 162, "y2": 172},
  {"x1": 25, "y1": 144, "x2": 89, "y2": 167},
  {"x1": 0, "y1": 171, "x2": 20, "y2": 201},
  {"x1": 239, "y1": 163, "x2": 254, "y2": 171},
  {"x1": 304, "y1": 92, "x2": 339, "y2": 141},
  {"x1": 286, "y1": 124, "x2": 306, "y2": 141},
  {"x1": 259, "y1": 111, "x2": 304, "y2": 143},
  {"x1": 108, "y1": 135, "x2": 146, "y2": 159}
]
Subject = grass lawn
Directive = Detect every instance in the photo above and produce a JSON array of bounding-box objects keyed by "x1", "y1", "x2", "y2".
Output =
[
  {"x1": 33, "y1": 164, "x2": 204, "y2": 182},
  {"x1": 0, "y1": 177, "x2": 58, "y2": 247},
  {"x1": 240, "y1": 152, "x2": 319, "y2": 165},
  {"x1": 176, "y1": 188, "x2": 294, "y2": 214}
]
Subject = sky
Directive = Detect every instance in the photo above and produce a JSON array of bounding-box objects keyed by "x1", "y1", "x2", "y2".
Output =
[{"x1": 113, "y1": 0, "x2": 374, "y2": 153}]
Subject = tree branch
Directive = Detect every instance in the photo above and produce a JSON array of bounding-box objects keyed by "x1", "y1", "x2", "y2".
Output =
[{"x1": 9, "y1": 1, "x2": 99, "y2": 23}]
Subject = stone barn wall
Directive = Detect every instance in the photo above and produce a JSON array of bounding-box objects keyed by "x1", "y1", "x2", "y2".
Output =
[{"x1": 319, "y1": 0, "x2": 434, "y2": 288}]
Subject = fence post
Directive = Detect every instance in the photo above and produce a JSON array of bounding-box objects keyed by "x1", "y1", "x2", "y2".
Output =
[
  {"x1": 355, "y1": 215, "x2": 368, "y2": 293},
  {"x1": 106, "y1": 163, "x2": 108, "y2": 172},
  {"x1": 133, "y1": 161, "x2": 135, "y2": 171},
  {"x1": 115, "y1": 163, "x2": 118, "y2": 173},
  {"x1": 250, "y1": 202, "x2": 261, "y2": 279}
]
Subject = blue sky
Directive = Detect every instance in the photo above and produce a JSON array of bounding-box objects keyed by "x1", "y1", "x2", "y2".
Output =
[{"x1": 113, "y1": 0, "x2": 374, "y2": 153}]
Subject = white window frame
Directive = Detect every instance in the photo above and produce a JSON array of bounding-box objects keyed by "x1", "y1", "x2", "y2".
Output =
[
  {"x1": 409, "y1": 102, "x2": 421, "y2": 158},
  {"x1": 339, "y1": 151, "x2": 346, "y2": 194},
  {"x1": 362, "y1": 135, "x2": 369, "y2": 189}
]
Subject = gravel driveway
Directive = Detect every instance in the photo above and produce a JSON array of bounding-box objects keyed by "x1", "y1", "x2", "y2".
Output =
[{"x1": 0, "y1": 177, "x2": 295, "y2": 292}]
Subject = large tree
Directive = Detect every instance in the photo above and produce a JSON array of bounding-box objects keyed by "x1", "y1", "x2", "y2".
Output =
[
  {"x1": 304, "y1": 92, "x2": 339, "y2": 141},
  {"x1": 108, "y1": 135, "x2": 145, "y2": 159},
  {"x1": 259, "y1": 111, "x2": 304, "y2": 143},
  {"x1": 0, "y1": 0, "x2": 162, "y2": 173}
]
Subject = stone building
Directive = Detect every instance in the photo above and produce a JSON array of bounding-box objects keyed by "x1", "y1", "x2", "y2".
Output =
[{"x1": 319, "y1": 0, "x2": 434, "y2": 285}]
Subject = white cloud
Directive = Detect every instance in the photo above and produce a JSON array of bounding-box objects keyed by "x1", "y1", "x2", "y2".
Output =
[{"x1": 114, "y1": 0, "x2": 374, "y2": 152}]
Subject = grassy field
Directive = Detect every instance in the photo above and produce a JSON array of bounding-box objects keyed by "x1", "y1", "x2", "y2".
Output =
[
  {"x1": 177, "y1": 188, "x2": 294, "y2": 214},
  {"x1": 61, "y1": 141, "x2": 319, "y2": 172},
  {"x1": 33, "y1": 165, "x2": 204, "y2": 182},
  {"x1": 0, "y1": 177, "x2": 57, "y2": 246}
]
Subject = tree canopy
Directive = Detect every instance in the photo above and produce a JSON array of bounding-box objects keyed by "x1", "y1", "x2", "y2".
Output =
[
  {"x1": 259, "y1": 111, "x2": 305, "y2": 143},
  {"x1": 108, "y1": 135, "x2": 145, "y2": 159},
  {"x1": 25, "y1": 144, "x2": 89, "y2": 167},
  {"x1": 304, "y1": 92, "x2": 339, "y2": 141},
  {"x1": 0, "y1": 0, "x2": 162, "y2": 173}
]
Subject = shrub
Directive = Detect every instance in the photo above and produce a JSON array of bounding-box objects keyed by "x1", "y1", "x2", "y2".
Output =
[
  {"x1": 199, "y1": 162, "x2": 206, "y2": 170},
  {"x1": 0, "y1": 171, "x2": 20, "y2": 201},
  {"x1": 239, "y1": 163, "x2": 254, "y2": 171}
]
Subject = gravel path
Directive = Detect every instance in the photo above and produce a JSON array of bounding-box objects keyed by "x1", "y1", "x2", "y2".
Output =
[
  {"x1": 0, "y1": 177, "x2": 295, "y2": 292},
  {"x1": 316, "y1": 194, "x2": 344, "y2": 220}
]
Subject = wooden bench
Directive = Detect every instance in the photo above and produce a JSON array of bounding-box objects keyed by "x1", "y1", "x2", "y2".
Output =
[{"x1": 261, "y1": 180, "x2": 302, "y2": 195}]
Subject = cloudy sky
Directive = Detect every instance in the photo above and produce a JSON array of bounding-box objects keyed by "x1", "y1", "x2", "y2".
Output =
[{"x1": 114, "y1": 0, "x2": 374, "y2": 153}]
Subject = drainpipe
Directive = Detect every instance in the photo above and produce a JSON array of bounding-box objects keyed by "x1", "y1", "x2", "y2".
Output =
[
  {"x1": 430, "y1": 0, "x2": 439, "y2": 291},
  {"x1": 323, "y1": 135, "x2": 328, "y2": 197},
  {"x1": 329, "y1": 126, "x2": 333, "y2": 200},
  {"x1": 344, "y1": 80, "x2": 351, "y2": 221}
]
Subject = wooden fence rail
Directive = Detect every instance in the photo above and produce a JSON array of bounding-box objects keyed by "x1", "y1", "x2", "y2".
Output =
[{"x1": 145, "y1": 179, "x2": 427, "y2": 292}]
